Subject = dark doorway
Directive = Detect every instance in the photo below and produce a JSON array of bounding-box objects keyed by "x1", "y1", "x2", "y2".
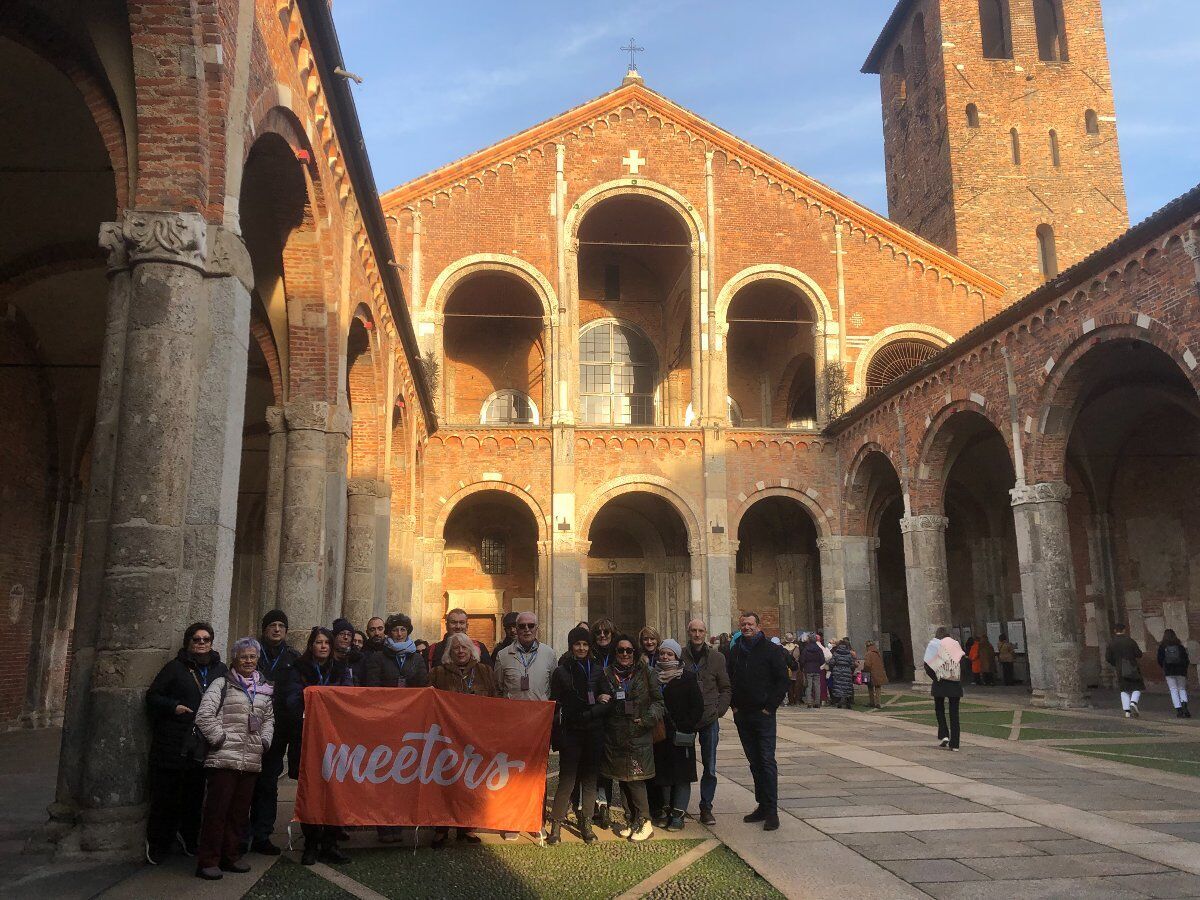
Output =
[{"x1": 588, "y1": 574, "x2": 646, "y2": 638}]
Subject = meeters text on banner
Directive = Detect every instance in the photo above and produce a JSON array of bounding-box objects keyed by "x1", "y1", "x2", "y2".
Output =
[{"x1": 294, "y1": 687, "x2": 554, "y2": 831}]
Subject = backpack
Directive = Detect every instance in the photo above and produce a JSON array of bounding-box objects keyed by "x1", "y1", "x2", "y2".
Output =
[{"x1": 1162, "y1": 643, "x2": 1184, "y2": 666}]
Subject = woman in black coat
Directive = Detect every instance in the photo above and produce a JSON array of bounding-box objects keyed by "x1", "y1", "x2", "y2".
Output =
[
  {"x1": 650, "y1": 640, "x2": 702, "y2": 831},
  {"x1": 829, "y1": 639, "x2": 857, "y2": 709},
  {"x1": 280, "y1": 627, "x2": 353, "y2": 866},
  {"x1": 144, "y1": 622, "x2": 228, "y2": 864},
  {"x1": 546, "y1": 626, "x2": 611, "y2": 845}
]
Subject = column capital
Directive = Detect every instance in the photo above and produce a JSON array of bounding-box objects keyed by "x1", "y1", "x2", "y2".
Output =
[
  {"x1": 899, "y1": 515, "x2": 949, "y2": 534},
  {"x1": 816, "y1": 536, "x2": 843, "y2": 552},
  {"x1": 1010, "y1": 482, "x2": 1071, "y2": 506},
  {"x1": 100, "y1": 210, "x2": 208, "y2": 273},
  {"x1": 347, "y1": 477, "x2": 387, "y2": 498},
  {"x1": 326, "y1": 404, "x2": 353, "y2": 438},
  {"x1": 265, "y1": 406, "x2": 287, "y2": 435},
  {"x1": 205, "y1": 225, "x2": 254, "y2": 292},
  {"x1": 687, "y1": 537, "x2": 704, "y2": 557},
  {"x1": 283, "y1": 400, "x2": 331, "y2": 432},
  {"x1": 417, "y1": 537, "x2": 446, "y2": 554}
]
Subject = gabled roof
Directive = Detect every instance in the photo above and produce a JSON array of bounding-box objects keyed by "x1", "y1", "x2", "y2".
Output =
[
  {"x1": 380, "y1": 80, "x2": 1004, "y2": 296},
  {"x1": 862, "y1": 0, "x2": 915, "y2": 74}
]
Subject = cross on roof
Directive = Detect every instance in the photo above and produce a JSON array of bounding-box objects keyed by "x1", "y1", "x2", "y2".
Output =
[{"x1": 621, "y1": 38, "x2": 644, "y2": 72}]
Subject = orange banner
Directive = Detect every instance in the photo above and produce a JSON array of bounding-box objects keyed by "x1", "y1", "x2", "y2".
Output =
[{"x1": 294, "y1": 687, "x2": 554, "y2": 831}]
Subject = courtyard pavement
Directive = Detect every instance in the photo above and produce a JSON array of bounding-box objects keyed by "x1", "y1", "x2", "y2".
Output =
[{"x1": 2, "y1": 686, "x2": 1197, "y2": 899}]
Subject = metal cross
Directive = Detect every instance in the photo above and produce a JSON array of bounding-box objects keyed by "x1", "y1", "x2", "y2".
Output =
[{"x1": 621, "y1": 38, "x2": 644, "y2": 71}]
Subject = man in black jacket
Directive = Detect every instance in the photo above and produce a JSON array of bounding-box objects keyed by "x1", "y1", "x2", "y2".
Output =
[
  {"x1": 728, "y1": 611, "x2": 789, "y2": 831},
  {"x1": 248, "y1": 609, "x2": 298, "y2": 855}
]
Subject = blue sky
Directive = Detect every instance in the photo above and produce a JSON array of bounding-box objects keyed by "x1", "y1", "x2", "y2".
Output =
[{"x1": 334, "y1": 0, "x2": 1199, "y2": 223}]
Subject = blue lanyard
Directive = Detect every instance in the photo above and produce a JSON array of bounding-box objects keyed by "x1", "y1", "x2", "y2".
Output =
[
  {"x1": 516, "y1": 643, "x2": 539, "y2": 672},
  {"x1": 265, "y1": 647, "x2": 283, "y2": 673},
  {"x1": 314, "y1": 663, "x2": 330, "y2": 686},
  {"x1": 198, "y1": 665, "x2": 210, "y2": 690},
  {"x1": 576, "y1": 658, "x2": 592, "y2": 680}
]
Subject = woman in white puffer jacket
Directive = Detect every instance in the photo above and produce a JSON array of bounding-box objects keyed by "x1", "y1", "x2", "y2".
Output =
[{"x1": 193, "y1": 637, "x2": 275, "y2": 881}]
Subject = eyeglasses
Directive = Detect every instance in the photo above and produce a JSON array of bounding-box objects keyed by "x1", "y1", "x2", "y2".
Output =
[
  {"x1": 595, "y1": 629, "x2": 611, "y2": 636},
  {"x1": 615, "y1": 647, "x2": 636, "y2": 655},
  {"x1": 516, "y1": 623, "x2": 537, "y2": 631},
  {"x1": 190, "y1": 636, "x2": 212, "y2": 644}
]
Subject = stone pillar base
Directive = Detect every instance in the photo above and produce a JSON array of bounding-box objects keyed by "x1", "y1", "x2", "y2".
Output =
[
  {"x1": 1030, "y1": 689, "x2": 1090, "y2": 709},
  {"x1": 48, "y1": 802, "x2": 146, "y2": 860}
]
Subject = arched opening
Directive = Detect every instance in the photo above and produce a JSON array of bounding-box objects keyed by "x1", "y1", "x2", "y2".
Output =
[
  {"x1": 726, "y1": 279, "x2": 819, "y2": 427},
  {"x1": 1037, "y1": 224, "x2": 1059, "y2": 280},
  {"x1": 910, "y1": 14, "x2": 928, "y2": 80},
  {"x1": 1034, "y1": 0, "x2": 1068, "y2": 62},
  {"x1": 735, "y1": 497, "x2": 822, "y2": 637},
  {"x1": 966, "y1": 103, "x2": 981, "y2": 129},
  {"x1": 1085, "y1": 109, "x2": 1100, "y2": 135},
  {"x1": 866, "y1": 339, "x2": 939, "y2": 395},
  {"x1": 576, "y1": 194, "x2": 692, "y2": 425},
  {"x1": 347, "y1": 315, "x2": 383, "y2": 477},
  {"x1": 443, "y1": 490, "x2": 540, "y2": 646},
  {"x1": 387, "y1": 401, "x2": 414, "y2": 610},
  {"x1": 937, "y1": 412, "x2": 1020, "y2": 681},
  {"x1": 892, "y1": 45, "x2": 908, "y2": 103},
  {"x1": 979, "y1": 0, "x2": 1013, "y2": 59},
  {"x1": 1055, "y1": 341, "x2": 1200, "y2": 687},
  {"x1": 1049, "y1": 129, "x2": 1062, "y2": 168},
  {"x1": 1010, "y1": 128, "x2": 1022, "y2": 165},
  {"x1": 443, "y1": 271, "x2": 545, "y2": 425},
  {"x1": 587, "y1": 492, "x2": 691, "y2": 640},
  {"x1": 0, "y1": 31, "x2": 120, "y2": 726}
]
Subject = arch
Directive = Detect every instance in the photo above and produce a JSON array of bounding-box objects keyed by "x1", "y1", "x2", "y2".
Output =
[
  {"x1": 426, "y1": 253, "x2": 556, "y2": 318},
  {"x1": 1034, "y1": 0, "x2": 1068, "y2": 62},
  {"x1": 480, "y1": 389, "x2": 540, "y2": 425},
  {"x1": 966, "y1": 103, "x2": 980, "y2": 128},
  {"x1": 346, "y1": 311, "x2": 384, "y2": 478},
  {"x1": 1010, "y1": 128, "x2": 1022, "y2": 165},
  {"x1": 910, "y1": 14, "x2": 928, "y2": 79},
  {"x1": 730, "y1": 486, "x2": 831, "y2": 539},
  {"x1": 979, "y1": 0, "x2": 1013, "y2": 59},
  {"x1": 1048, "y1": 129, "x2": 1061, "y2": 168},
  {"x1": 715, "y1": 264, "x2": 835, "y2": 335},
  {"x1": 578, "y1": 476, "x2": 703, "y2": 550},
  {"x1": 892, "y1": 45, "x2": 908, "y2": 102},
  {"x1": 851, "y1": 324, "x2": 954, "y2": 396},
  {"x1": 916, "y1": 402, "x2": 1014, "y2": 511},
  {"x1": 434, "y1": 481, "x2": 549, "y2": 542},
  {"x1": 578, "y1": 318, "x2": 659, "y2": 426},
  {"x1": 566, "y1": 178, "x2": 704, "y2": 245},
  {"x1": 1085, "y1": 109, "x2": 1100, "y2": 135},
  {"x1": 1037, "y1": 224, "x2": 1059, "y2": 279}
]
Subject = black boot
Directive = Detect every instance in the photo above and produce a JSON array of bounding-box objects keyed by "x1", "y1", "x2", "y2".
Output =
[
  {"x1": 699, "y1": 805, "x2": 716, "y2": 826},
  {"x1": 1184, "y1": 702, "x2": 1192, "y2": 718},
  {"x1": 320, "y1": 836, "x2": 350, "y2": 865},
  {"x1": 301, "y1": 845, "x2": 319, "y2": 866},
  {"x1": 666, "y1": 808, "x2": 685, "y2": 831},
  {"x1": 578, "y1": 819, "x2": 598, "y2": 844},
  {"x1": 597, "y1": 804, "x2": 612, "y2": 830},
  {"x1": 743, "y1": 806, "x2": 767, "y2": 823},
  {"x1": 545, "y1": 820, "x2": 561, "y2": 845}
]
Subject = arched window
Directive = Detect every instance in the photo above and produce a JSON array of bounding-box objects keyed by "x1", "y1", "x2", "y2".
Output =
[
  {"x1": 866, "y1": 339, "x2": 940, "y2": 394},
  {"x1": 579, "y1": 321, "x2": 657, "y2": 425},
  {"x1": 892, "y1": 45, "x2": 908, "y2": 102},
  {"x1": 1010, "y1": 128, "x2": 1021, "y2": 165},
  {"x1": 481, "y1": 389, "x2": 539, "y2": 425},
  {"x1": 910, "y1": 15, "x2": 928, "y2": 79},
  {"x1": 1085, "y1": 109, "x2": 1100, "y2": 135},
  {"x1": 1048, "y1": 129, "x2": 1061, "y2": 167},
  {"x1": 1037, "y1": 224, "x2": 1059, "y2": 280},
  {"x1": 966, "y1": 103, "x2": 980, "y2": 128},
  {"x1": 480, "y1": 536, "x2": 507, "y2": 575},
  {"x1": 1034, "y1": 0, "x2": 1068, "y2": 62},
  {"x1": 727, "y1": 396, "x2": 743, "y2": 427},
  {"x1": 979, "y1": 0, "x2": 1012, "y2": 59}
]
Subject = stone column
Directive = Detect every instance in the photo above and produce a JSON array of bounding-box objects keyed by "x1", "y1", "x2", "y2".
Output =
[
  {"x1": 343, "y1": 478, "x2": 382, "y2": 628},
  {"x1": 277, "y1": 400, "x2": 330, "y2": 637},
  {"x1": 258, "y1": 406, "x2": 287, "y2": 615},
  {"x1": 842, "y1": 536, "x2": 880, "y2": 649},
  {"x1": 417, "y1": 536, "x2": 447, "y2": 642},
  {"x1": 688, "y1": 538, "x2": 705, "y2": 641},
  {"x1": 817, "y1": 537, "x2": 847, "y2": 640},
  {"x1": 702, "y1": 425, "x2": 732, "y2": 635},
  {"x1": 900, "y1": 515, "x2": 951, "y2": 687},
  {"x1": 372, "y1": 482, "x2": 391, "y2": 619},
  {"x1": 536, "y1": 539, "x2": 553, "y2": 632},
  {"x1": 1011, "y1": 483, "x2": 1087, "y2": 707}
]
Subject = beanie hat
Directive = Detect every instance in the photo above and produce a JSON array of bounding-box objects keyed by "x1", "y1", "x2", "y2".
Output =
[
  {"x1": 567, "y1": 625, "x2": 592, "y2": 648},
  {"x1": 261, "y1": 609, "x2": 289, "y2": 632},
  {"x1": 659, "y1": 638, "x2": 683, "y2": 660},
  {"x1": 332, "y1": 617, "x2": 354, "y2": 636}
]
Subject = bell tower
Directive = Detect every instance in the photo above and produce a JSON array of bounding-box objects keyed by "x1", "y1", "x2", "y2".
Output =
[{"x1": 864, "y1": 0, "x2": 1128, "y2": 297}]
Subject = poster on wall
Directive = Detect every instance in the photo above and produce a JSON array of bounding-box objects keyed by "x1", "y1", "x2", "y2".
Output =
[
  {"x1": 1007, "y1": 620, "x2": 1026, "y2": 654},
  {"x1": 986, "y1": 621, "x2": 1002, "y2": 648}
]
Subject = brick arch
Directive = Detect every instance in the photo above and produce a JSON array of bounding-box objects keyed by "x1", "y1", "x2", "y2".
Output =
[
  {"x1": 426, "y1": 254, "x2": 556, "y2": 318},
  {"x1": 566, "y1": 178, "x2": 704, "y2": 244},
  {"x1": 433, "y1": 482, "x2": 548, "y2": 542},
  {"x1": 844, "y1": 442, "x2": 905, "y2": 537},
  {"x1": 1030, "y1": 323, "x2": 1200, "y2": 483},
  {"x1": 730, "y1": 485, "x2": 831, "y2": 539},
  {"x1": 578, "y1": 476, "x2": 703, "y2": 551},
  {"x1": 714, "y1": 265, "x2": 835, "y2": 336},
  {"x1": 850, "y1": 324, "x2": 955, "y2": 397},
  {"x1": 914, "y1": 401, "x2": 1013, "y2": 514},
  {"x1": 249, "y1": 313, "x2": 283, "y2": 406},
  {"x1": 346, "y1": 308, "x2": 384, "y2": 478}
]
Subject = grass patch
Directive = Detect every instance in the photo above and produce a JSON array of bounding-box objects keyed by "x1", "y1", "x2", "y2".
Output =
[
  {"x1": 341, "y1": 839, "x2": 701, "y2": 899},
  {"x1": 893, "y1": 712, "x2": 1012, "y2": 740},
  {"x1": 1019, "y1": 728, "x2": 1130, "y2": 741},
  {"x1": 646, "y1": 845, "x2": 783, "y2": 899},
  {"x1": 245, "y1": 856, "x2": 352, "y2": 899},
  {"x1": 1058, "y1": 742, "x2": 1200, "y2": 779}
]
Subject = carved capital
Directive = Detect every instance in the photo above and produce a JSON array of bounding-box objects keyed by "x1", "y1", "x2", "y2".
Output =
[
  {"x1": 417, "y1": 537, "x2": 446, "y2": 554},
  {"x1": 98, "y1": 222, "x2": 129, "y2": 273},
  {"x1": 283, "y1": 400, "x2": 331, "y2": 432},
  {"x1": 109, "y1": 210, "x2": 207, "y2": 270},
  {"x1": 327, "y1": 404, "x2": 353, "y2": 438},
  {"x1": 687, "y1": 537, "x2": 704, "y2": 557},
  {"x1": 346, "y1": 477, "x2": 381, "y2": 497},
  {"x1": 205, "y1": 225, "x2": 254, "y2": 291},
  {"x1": 899, "y1": 515, "x2": 950, "y2": 534},
  {"x1": 1010, "y1": 481, "x2": 1072, "y2": 507},
  {"x1": 265, "y1": 406, "x2": 286, "y2": 435}
]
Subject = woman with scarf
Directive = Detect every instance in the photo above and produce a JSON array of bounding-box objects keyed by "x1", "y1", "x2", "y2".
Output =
[
  {"x1": 651, "y1": 640, "x2": 703, "y2": 831},
  {"x1": 361, "y1": 613, "x2": 429, "y2": 689},
  {"x1": 193, "y1": 637, "x2": 275, "y2": 880},
  {"x1": 923, "y1": 627, "x2": 965, "y2": 751},
  {"x1": 639, "y1": 625, "x2": 662, "y2": 668},
  {"x1": 599, "y1": 635, "x2": 664, "y2": 842},
  {"x1": 281, "y1": 627, "x2": 353, "y2": 865},
  {"x1": 144, "y1": 622, "x2": 228, "y2": 865},
  {"x1": 546, "y1": 626, "x2": 610, "y2": 844},
  {"x1": 829, "y1": 638, "x2": 857, "y2": 709}
]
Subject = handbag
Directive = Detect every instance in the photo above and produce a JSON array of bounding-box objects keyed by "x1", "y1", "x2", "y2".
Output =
[
  {"x1": 860, "y1": 671, "x2": 872, "y2": 685},
  {"x1": 672, "y1": 730, "x2": 696, "y2": 748}
]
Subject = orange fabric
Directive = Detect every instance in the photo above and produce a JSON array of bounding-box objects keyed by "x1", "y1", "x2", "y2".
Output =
[
  {"x1": 969, "y1": 643, "x2": 982, "y2": 673},
  {"x1": 294, "y1": 687, "x2": 553, "y2": 831}
]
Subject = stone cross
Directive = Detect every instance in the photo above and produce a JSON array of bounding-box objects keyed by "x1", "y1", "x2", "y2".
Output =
[
  {"x1": 622, "y1": 149, "x2": 646, "y2": 174},
  {"x1": 621, "y1": 38, "x2": 644, "y2": 71}
]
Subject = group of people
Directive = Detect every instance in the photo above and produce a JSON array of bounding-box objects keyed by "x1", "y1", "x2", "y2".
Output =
[{"x1": 776, "y1": 631, "x2": 890, "y2": 710}]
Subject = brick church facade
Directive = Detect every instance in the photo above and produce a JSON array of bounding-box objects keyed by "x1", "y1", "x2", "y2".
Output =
[{"x1": 0, "y1": 0, "x2": 1197, "y2": 857}]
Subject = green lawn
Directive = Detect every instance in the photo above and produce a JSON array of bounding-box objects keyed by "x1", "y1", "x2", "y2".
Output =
[
  {"x1": 246, "y1": 856, "x2": 351, "y2": 899},
  {"x1": 1058, "y1": 742, "x2": 1200, "y2": 779},
  {"x1": 646, "y1": 845, "x2": 783, "y2": 899}
]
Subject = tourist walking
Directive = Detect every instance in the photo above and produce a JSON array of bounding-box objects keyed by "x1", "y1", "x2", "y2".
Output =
[
  {"x1": 997, "y1": 633, "x2": 1017, "y2": 685},
  {"x1": 862, "y1": 639, "x2": 888, "y2": 708},
  {"x1": 800, "y1": 633, "x2": 825, "y2": 708},
  {"x1": 546, "y1": 626, "x2": 609, "y2": 845},
  {"x1": 360, "y1": 613, "x2": 429, "y2": 688},
  {"x1": 829, "y1": 638, "x2": 857, "y2": 709},
  {"x1": 144, "y1": 622, "x2": 228, "y2": 865},
  {"x1": 282, "y1": 627, "x2": 353, "y2": 865},
  {"x1": 684, "y1": 618, "x2": 730, "y2": 825},
  {"x1": 1106, "y1": 624, "x2": 1145, "y2": 718},
  {"x1": 248, "y1": 610, "x2": 297, "y2": 856},
  {"x1": 193, "y1": 638, "x2": 275, "y2": 881},
  {"x1": 599, "y1": 635, "x2": 663, "y2": 842},
  {"x1": 427, "y1": 607, "x2": 492, "y2": 670},
  {"x1": 923, "y1": 627, "x2": 964, "y2": 751},
  {"x1": 729, "y1": 612, "x2": 789, "y2": 831},
  {"x1": 1158, "y1": 629, "x2": 1192, "y2": 718},
  {"x1": 652, "y1": 640, "x2": 703, "y2": 831}
]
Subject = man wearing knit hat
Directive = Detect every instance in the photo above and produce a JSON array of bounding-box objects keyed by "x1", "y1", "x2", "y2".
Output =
[
  {"x1": 249, "y1": 609, "x2": 298, "y2": 855},
  {"x1": 331, "y1": 617, "x2": 364, "y2": 681}
]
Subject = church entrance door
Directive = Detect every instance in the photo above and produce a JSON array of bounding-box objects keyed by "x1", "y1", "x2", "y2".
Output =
[{"x1": 588, "y1": 574, "x2": 645, "y2": 638}]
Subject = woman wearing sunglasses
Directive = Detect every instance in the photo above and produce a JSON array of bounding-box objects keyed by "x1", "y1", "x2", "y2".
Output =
[{"x1": 598, "y1": 635, "x2": 664, "y2": 842}]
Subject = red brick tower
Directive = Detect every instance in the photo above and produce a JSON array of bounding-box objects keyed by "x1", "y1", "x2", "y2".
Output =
[{"x1": 864, "y1": 0, "x2": 1129, "y2": 297}]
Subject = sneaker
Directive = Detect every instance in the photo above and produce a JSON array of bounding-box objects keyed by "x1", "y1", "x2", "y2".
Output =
[
  {"x1": 939, "y1": 737, "x2": 950, "y2": 748},
  {"x1": 251, "y1": 839, "x2": 282, "y2": 856},
  {"x1": 666, "y1": 810, "x2": 685, "y2": 832},
  {"x1": 195, "y1": 867, "x2": 223, "y2": 881},
  {"x1": 949, "y1": 747, "x2": 961, "y2": 752},
  {"x1": 652, "y1": 811, "x2": 670, "y2": 828},
  {"x1": 743, "y1": 806, "x2": 767, "y2": 823},
  {"x1": 145, "y1": 840, "x2": 164, "y2": 866},
  {"x1": 699, "y1": 807, "x2": 716, "y2": 826},
  {"x1": 629, "y1": 818, "x2": 653, "y2": 842},
  {"x1": 1124, "y1": 711, "x2": 1131, "y2": 718},
  {"x1": 220, "y1": 859, "x2": 251, "y2": 874},
  {"x1": 614, "y1": 820, "x2": 634, "y2": 839},
  {"x1": 1130, "y1": 701, "x2": 1140, "y2": 718},
  {"x1": 764, "y1": 813, "x2": 780, "y2": 831},
  {"x1": 502, "y1": 831, "x2": 519, "y2": 841}
]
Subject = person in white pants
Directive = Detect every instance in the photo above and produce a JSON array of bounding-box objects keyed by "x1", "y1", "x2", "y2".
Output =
[
  {"x1": 1105, "y1": 624, "x2": 1145, "y2": 718},
  {"x1": 1157, "y1": 629, "x2": 1192, "y2": 718}
]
